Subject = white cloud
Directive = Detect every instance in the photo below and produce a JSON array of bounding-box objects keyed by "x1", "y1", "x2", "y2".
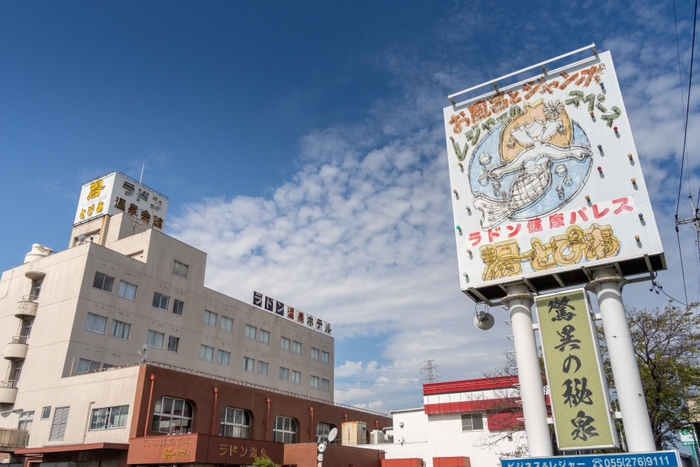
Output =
[{"x1": 170, "y1": 1, "x2": 700, "y2": 411}]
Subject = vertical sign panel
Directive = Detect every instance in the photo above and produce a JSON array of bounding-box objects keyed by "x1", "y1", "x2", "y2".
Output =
[{"x1": 535, "y1": 288, "x2": 617, "y2": 450}]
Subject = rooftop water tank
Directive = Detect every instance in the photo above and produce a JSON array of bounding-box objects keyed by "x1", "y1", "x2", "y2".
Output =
[{"x1": 24, "y1": 244, "x2": 52, "y2": 263}]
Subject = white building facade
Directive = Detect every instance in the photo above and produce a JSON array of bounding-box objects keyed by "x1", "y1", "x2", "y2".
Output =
[{"x1": 362, "y1": 376, "x2": 528, "y2": 467}]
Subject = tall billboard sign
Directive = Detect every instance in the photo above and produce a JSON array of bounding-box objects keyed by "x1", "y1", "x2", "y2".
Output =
[
  {"x1": 444, "y1": 50, "x2": 665, "y2": 303},
  {"x1": 74, "y1": 172, "x2": 169, "y2": 231},
  {"x1": 535, "y1": 289, "x2": 618, "y2": 450}
]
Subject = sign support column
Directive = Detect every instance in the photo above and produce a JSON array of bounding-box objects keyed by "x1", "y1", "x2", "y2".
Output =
[
  {"x1": 502, "y1": 283, "x2": 552, "y2": 456},
  {"x1": 589, "y1": 267, "x2": 655, "y2": 452}
]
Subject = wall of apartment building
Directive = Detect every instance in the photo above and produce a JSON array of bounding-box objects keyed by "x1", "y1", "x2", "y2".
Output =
[
  {"x1": 3, "y1": 366, "x2": 140, "y2": 447},
  {"x1": 1, "y1": 212, "x2": 335, "y2": 421}
]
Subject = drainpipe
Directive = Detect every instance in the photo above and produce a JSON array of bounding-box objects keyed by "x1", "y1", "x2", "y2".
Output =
[
  {"x1": 211, "y1": 388, "x2": 219, "y2": 435},
  {"x1": 82, "y1": 401, "x2": 96, "y2": 443},
  {"x1": 310, "y1": 407, "x2": 314, "y2": 442},
  {"x1": 143, "y1": 374, "x2": 156, "y2": 437},
  {"x1": 266, "y1": 398, "x2": 271, "y2": 441}
]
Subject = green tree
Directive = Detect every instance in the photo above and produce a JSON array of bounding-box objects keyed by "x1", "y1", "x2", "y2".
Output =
[
  {"x1": 598, "y1": 303, "x2": 700, "y2": 450},
  {"x1": 252, "y1": 454, "x2": 280, "y2": 467}
]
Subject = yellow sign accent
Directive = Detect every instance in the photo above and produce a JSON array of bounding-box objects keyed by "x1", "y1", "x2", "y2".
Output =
[{"x1": 480, "y1": 223, "x2": 620, "y2": 281}]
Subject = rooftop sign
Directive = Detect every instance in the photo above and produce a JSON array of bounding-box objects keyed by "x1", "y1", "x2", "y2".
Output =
[
  {"x1": 252, "y1": 291, "x2": 332, "y2": 335},
  {"x1": 444, "y1": 50, "x2": 665, "y2": 303},
  {"x1": 74, "y1": 172, "x2": 169, "y2": 230}
]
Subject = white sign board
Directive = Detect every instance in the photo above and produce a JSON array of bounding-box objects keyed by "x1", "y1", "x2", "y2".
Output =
[
  {"x1": 74, "y1": 172, "x2": 169, "y2": 230},
  {"x1": 444, "y1": 51, "x2": 665, "y2": 303}
]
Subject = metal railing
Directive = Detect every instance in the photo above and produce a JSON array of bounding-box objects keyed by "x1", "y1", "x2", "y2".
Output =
[
  {"x1": 10, "y1": 335, "x2": 29, "y2": 345},
  {"x1": 0, "y1": 380, "x2": 18, "y2": 389}
]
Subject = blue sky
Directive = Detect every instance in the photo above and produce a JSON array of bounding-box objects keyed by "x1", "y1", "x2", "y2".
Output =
[{"x1": 0, "y1": 1, "x2": 698, "y2": 412}]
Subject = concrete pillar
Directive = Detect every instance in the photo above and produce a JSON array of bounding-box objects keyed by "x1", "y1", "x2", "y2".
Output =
[
  {"x1": 502, "y1": 283, "x2": 553, "y2": 456},
  {"x1": 590, "y1": 267, "x2": 655, "y2": 452}
]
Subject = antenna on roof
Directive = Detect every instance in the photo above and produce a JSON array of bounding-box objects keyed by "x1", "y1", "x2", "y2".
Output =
[
  {"x1": 137, "y1": 343, "x2": 148, "y2": 364},
  {"x1": 139, "y1": 163, "x2": 145, "y2": 184}
]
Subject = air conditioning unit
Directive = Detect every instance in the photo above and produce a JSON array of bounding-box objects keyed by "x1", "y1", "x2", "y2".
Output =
[
  {"x1": 370, "y1": 430, "x2": 385, "y2": 444},
  {"x1": 341, "y1": 421, "x2": 367, "y2": 445}
]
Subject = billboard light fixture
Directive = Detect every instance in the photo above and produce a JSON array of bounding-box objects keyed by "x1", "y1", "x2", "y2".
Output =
[
  {"x1": 628, "y1": 153, "x2": 633, "y2": 161},
  {"x1": 585, "y1": 195, "x2": 591, "y2": 203},
  {"x1": 631, "y1": 178, "x2": 637, "y2": 186},
  {"x1": 635, "y1": 235, "x2": 640, "y2": 242}
]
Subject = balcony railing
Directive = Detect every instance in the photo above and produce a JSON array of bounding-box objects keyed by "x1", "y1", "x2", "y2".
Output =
[
  {"x1": 10, "y1": 335, "x2": 29, "y2": 345},
  {"x1": 0, "y1": 428, "x2": 29, "y2": 452},
  {"x1": 0, "y1": 380, "x2": 17, "y2": 389},
  {"x1": 15, "y1": 296, "x2": 38, "y2": 319}
]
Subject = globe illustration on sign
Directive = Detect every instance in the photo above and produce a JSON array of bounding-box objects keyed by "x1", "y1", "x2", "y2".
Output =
[{"x1": 468, "y1": 99, "x2": 593, "y2": 230}]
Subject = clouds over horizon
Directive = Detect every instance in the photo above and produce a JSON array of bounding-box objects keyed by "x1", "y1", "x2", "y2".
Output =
[{"x1": 169, "y1": 2, "x2": 700, "y2": 411}]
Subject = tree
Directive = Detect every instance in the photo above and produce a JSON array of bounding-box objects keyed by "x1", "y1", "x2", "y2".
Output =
[
  {"x1": 252, "y1": 454, "x2": 280, "y2": 467},
  {"x1": 598, "y1": 303, "x2": 700, "y2": 450}
]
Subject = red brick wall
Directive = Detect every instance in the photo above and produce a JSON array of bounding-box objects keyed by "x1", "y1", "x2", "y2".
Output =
[{"x1": 131, "y1": 365, "x2": 392, "y2": 445}]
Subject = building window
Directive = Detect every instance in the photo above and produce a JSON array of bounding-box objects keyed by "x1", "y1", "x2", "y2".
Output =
[
  {"x1": 152, "y1": 397, "x2": 193, "y2": 434},
  {"x1": 257, "y1": 361, "x2": 269, "y2": 376},
  {"x1": 280, "y1": 337, "x2": 290, "y2": 351},
  {"x1": 220, "y1": 407, "x2": 251, "y2": 438},
  {"x1": 311, "y1": 348, "x2": 320, "y2": 360},
  {"x1": 174, "y1": 260, "x2": 189, "y2": 278},
  {"x1": 461, "y1": 413, "x2": 484, "y2": 431},
  {"x1": 77, "y1": 359, "x2": 101, "y2": 374},
  {"x1": 259, "y1": 330, "x2": 270, "y2": 344},
  {"x1": 30, "y1": 279, "x2": 43, "y2": 300},
  {"x1": 316, "y1": 422, "x2": 335, "y2": 442},
  {"x1": 93, "y1": 272, "x2": 114, "y2": 293},
  {"x1": 279, "y1": 367, "x2": 289, "y2": 381},
  {"x1": 117, "y1": 281, "x2": 137, "y2": 300},
  {"x1": 321, "y1": 351, "x2": 330, "y2": 364},
  {"x1": 245, "y1": 325, "x2": 257, "y2": 340},
  {"x1": 200, "y1": 345, "x2": 214, "y2": 362},
  {"x1": 204, "y1": 310, "x2": 217, "y2": 327},
  {"x1": 292, "y1": 341, "x2": 302, "y2": 355},
  {"x1": 110, "y1": 320, "x2": 131, "y2": 340},
  {"x1": 147, "y1": 330, "x2": 164, "y2": 349},
  {"x1": 49, "y1": 407, "x2": 70, "y2": 441},
  {"x1": 90, "y1": 405, "x2": 129, "y2": 430},
  {"x1": 41, "y1": 406, "x2": 51, "y2": 420},
  {"x1": 85, "y1": 312, "x2": 107, "y2": 334},
  {"x1": 291, "y1": 370, "x2": 301, "y2": 384},
  {"x1": 243, "y1": 357, "x2": 255, "y2": 372},
  {"x1": 152, "y1": 292, "x2": 170, "y2": 310},
  {"x1": 310, "y1": 376, "x2": 319, "y2": 389},
  {"x1": 173, "y1": 299, "x2": 185, "y2": 316},
  {"x1": 217, "y1": 350, "x2": 230, "y2": 366},
  {"x1": 273, "y1": 416, "x2": 297, "y2": 444},
  {"x1": 220, "y1": 316, "x2": 233, "y2": 332},
  {"x1": 17, "y1": 411, "x2": 34, "y2": 431},
  {"x1": 321, "y1": 378, "x2": 330, "y2": 392},
  {"x1": 168, "y1": 336, "x2": 179, "y2": 352}
]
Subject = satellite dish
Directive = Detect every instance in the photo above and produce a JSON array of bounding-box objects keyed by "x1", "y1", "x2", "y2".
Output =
[
  {"x1": 474, "y1": 311, "x2": 495, "y2": 331},
  {"x1": 328, "y1": 427, "x2": 338, "y2": 443},
  {"x1": 77, "y1": 234, "x2": 87, "y2": 245},
  {"x1": 138, "y1": 344, "x2": 148, "y2": 364}
]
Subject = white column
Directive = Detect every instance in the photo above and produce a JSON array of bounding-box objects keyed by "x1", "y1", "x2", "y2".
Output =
[
  {"x1": 590, "y1": 267, "x2": 655, "y2": 452},
  {"x1": 502, "y1": 283, "x2": 553, "y2": 456}
]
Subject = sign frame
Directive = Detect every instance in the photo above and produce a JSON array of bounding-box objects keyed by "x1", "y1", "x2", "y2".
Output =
[{"x1": 443, "y1": 50, "x2": 665, "y2": 304}]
